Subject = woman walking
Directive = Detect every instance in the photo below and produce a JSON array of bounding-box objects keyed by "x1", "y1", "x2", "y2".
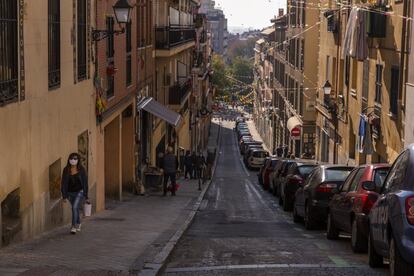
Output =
[{"x1": 61, "y1": 153, "x2": 89, "y2": 234}]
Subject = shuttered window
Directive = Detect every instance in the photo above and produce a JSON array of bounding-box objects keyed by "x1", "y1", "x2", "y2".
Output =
[
  {"x1": 77, "y1": 0, "x2": 87, "y2": 81},
  {"x1": 390, "y1": 66, "x2": 399, "y2": 115},
  {"x1": 48, "y1": 0, "x2": 60, "y2": 89},
  {"x1": 375, "y1": 64, "x2": 383, "y2": 104}
]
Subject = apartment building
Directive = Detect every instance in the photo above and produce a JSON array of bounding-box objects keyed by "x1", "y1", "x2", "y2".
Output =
[
  {"x1": 316, "y1": 0, "x2": 408, "y2": 165},
  {"x1": 0, "y1": 0, "x2": 97, "y2": 245}
]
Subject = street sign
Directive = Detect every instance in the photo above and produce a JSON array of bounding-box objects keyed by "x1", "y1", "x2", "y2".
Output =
[{"x1": 291, "y1": 127, "x2": 301, "y2": 140}]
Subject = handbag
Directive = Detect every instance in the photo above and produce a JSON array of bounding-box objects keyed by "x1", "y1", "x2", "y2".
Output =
[{"x1": 84, "y1": 202, "x2": 92, "y2": 217}]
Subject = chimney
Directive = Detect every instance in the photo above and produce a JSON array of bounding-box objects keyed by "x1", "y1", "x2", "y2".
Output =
[{"x1": 278, "y1": 9, "x2": 284, "y2": 17}]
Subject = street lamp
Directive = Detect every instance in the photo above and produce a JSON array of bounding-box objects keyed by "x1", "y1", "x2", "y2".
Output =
[
  {"x1": 323, "y1": 80, "x2": 332, "y2": 96},
  {"x1": 92, "y1": 0, "x2": 133, "y2": 41}
]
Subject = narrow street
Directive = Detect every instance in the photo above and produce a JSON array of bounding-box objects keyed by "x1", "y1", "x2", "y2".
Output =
[{"x1": 163, "y1": 120, "x2": 387, "y2": 276}]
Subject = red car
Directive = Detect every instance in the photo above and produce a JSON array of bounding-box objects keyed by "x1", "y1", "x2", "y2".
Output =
[
  {"x1": 327, "y1": 164, "x2": 390, "y2": 252},
  {"x1": 262, "y1": 158, "x2": 279, "y2": 190}
]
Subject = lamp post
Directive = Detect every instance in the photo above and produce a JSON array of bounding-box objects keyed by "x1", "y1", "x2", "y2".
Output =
[
  {"x1": 92, "y1": 0, "x2": 133, "y2": 41},
  {"x1": 322, "y1": 80, "x2": 338, "y2": 164}
]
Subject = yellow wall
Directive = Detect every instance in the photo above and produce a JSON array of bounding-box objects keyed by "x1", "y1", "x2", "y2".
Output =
[{"x1": 0, "y1": 0, "x2": 97, "y2": 241}]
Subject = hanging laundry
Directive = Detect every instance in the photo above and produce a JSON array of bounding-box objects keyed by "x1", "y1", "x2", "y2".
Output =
[
  {"x1": 358, "y1": 114, "x2": 366, "y2": 153},
  {"x1": 342, "y1": 7, "x2": 368, "y2": 61}
]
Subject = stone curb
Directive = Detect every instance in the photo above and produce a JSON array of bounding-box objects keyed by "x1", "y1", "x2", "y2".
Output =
[{"x1": 137, "y1": 122, "x2": 222, "y2": 276}]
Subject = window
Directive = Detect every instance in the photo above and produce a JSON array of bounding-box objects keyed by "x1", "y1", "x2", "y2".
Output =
[
  {"x1": 349, "y1": 168, "x2": 365, "y2": 191},
  {"x1": 351, "y1": 59, "x2": 358, "y2": 91},
  {"x1": 362, "y1": 60, "x2": 369, "y2": 102},
  {"x1": 345, "y1": 56, "x2": 350, "y2": 86},
  {"x1": 77, "y1": 0, "x2": 87, "y2": 81},
  {"x1": 106, "y1": 17, "x2": 114, "y2": 98},
  {"x1": 126, "y1": 22, "x2": 132, "y2": 86},
  {"x1": 384, "y1": 150, "x2": 409, "y2": 193},
  {"x1": 374, "y1": 167, "x2": 390, "y2": 190},
  {"x1": 341, "y1": 169, "x2": 358, "y2": 192},
  {"x1": 375, "y1": 64, "x2": 383, "y2": 103},
  {"x1": 325, "y1": 167, "x2": 353, "y2": 181},
  {"x1": 48, "y1": 0, "x2": 60, "y2": 89},
  {"x1": 298, "y1": 165, "x2": 317, "y2": 179},
  {"x1": 0, "y1": 0, "x2": 19, "y2": 106},
  {"x1": 390, "y1": 66, "x2": 399, "y2": 115}
]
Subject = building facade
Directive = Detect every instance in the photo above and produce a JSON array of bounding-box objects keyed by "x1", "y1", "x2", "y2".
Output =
[
  {"x1": 0, "y1": 0, "x2": 97, "y2": 245},
  {"x1": 316, "y1": 0, "x2": 408, "y2": 165}
]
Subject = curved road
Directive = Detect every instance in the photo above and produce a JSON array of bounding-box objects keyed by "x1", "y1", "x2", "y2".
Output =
[{"x1": 163, "y1": 120, "x2": 387, "y2": 275}]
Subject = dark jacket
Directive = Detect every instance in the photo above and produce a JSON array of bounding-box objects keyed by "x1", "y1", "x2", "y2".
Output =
[
  {"x1": 184, "y1": 154, "x2": 193, "y2": 167},
  {"x1": 195, "y1": 155, "x2": 206, "y2": 169},
  {"x1": 163, "y1": 153, "x2": 178, "y2": 174},
  {"x1": 61, "y1": 167, "x2": 88, "y2": 199}
]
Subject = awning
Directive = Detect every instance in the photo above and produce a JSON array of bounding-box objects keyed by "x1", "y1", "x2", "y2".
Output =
[
  {"x1": 137, "y1": 97, "x2": 182, "y2": 127},
  {"x1": 287, "y1": 116, "x2": 303, "y2": 132}
]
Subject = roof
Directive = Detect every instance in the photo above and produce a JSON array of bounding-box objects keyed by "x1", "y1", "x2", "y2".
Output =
[
  {"x1": 261, "y1": 27, "x2": 275, "y2": 36},
  {"x1": 256, "y1": 38, "x2": 265, "y2": 45}
]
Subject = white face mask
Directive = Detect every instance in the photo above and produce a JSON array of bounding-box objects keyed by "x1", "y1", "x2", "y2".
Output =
[{"x1": 69, "y1": 159, "x2": 79, "y2": 166}]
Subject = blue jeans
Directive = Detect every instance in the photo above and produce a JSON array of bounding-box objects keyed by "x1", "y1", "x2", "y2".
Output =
[{"x1": 68, "y1": 191, "x2": 83, "y2": 226}]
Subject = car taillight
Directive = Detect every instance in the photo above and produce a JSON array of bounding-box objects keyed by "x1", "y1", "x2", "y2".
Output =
[
  {"x1": 315, "y1": 183, "x2": 337, "y2": 193},
  {"x1": 288, "y1": 176, "x2": 303, "y2": 185},
  {"x1": 360, "y1": 194, "x2": 378, "y2": 214},
  {"x1": 405, "y1": 196, "x2": 414, "y2": 225}
]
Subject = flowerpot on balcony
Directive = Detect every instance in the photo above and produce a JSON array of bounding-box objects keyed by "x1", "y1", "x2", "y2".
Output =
[{"x1": 106, "y1": 64, "x2": 118, "y2": 76}]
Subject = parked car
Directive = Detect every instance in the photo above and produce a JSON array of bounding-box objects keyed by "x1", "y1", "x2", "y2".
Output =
[
  {"x1": 269, "y1": 159, "x2": 286, "y2": 195},
  {"x1": 280, "y1": 161, "x2": 318, "y2": 211},
  {"x1": 272, "y1": 159, "x2": 296, "y2": 199},
  {"x1": 238, "y1": 131, "x2": 251, "y2": 140},
  {"x1": 262, "y1": 158, "x2": 279, "y2": 190},
  {"x1": 258, "y1": 157, "x2": 273, "y2": 186},
  {"x1": 241, "y1": 141, "x2": 262, "y2": 154},
  {"x1": 293, "y1": 165, "x2": 354, "y2": 229},
  {"x1": 247, "y1": 149, "x2": 269, "y2": 170},
  {"x1": 367, "y1": 147, "x2": 414, "y2": 275},
  {"x1": 327, "y1": 164, "x2": 390, "y2": 253},
  {"x1": 244, "y1": 145, "x2": 264, "y2": 163}
]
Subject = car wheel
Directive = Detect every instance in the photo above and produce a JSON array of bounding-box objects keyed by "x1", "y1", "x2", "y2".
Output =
[
  {"x1": 351, "y1": 217, "x2": 367, "y2": 253},
  {"x1": 326, "y1": 212, "x2": 339, "y2": 240},
  {"x1": 389, "y1": 235, "x2": 414, "y2": 276},
  {"x1": 368, "y1": 231, "x2": 383, "y2": 268},
  {"x1": 304, "y1": 202, "x2": 315, "y2": 230},
  {"x1": 293, "y1": 201, "x2": 301, "y2": 223},
  {"x1": 282, "y1": 195, "x2": 291, "y2": 211}
]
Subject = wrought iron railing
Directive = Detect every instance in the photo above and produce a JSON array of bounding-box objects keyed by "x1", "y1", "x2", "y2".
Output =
[
  {"x1": 169, "y1": 81, "x2": 191, "y2": 105},
  {"x1": 155, "y1": 26, "x2": 196, "y2": 50}
]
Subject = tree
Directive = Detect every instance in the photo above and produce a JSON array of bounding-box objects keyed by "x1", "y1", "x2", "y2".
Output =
[
  {"x1": 212, "y1": 54, "x2": 231, "y2": 95},
  {"x1": 230, "y1": 56, "x2": 254, "y2": 85}
]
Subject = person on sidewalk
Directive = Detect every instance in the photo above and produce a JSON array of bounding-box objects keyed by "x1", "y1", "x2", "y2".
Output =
[
  {"x1": 61, "y1": 153, "x2": 89, "y2": 234},
  {"x1": 191, "y1": 151, "x2": 197, "y2": 179},
  {"x1": 184, "y1": 150, "x2": 193, "y2": 179},
  {"x1": 195, "y1": 152, "x2": 207, "y2": 180},
  {"x1": 206, "y1": 151, "x2": 215, "y2": 180},
  {"x1": 162, "y1": 147, "x2": 178, "y2": 196}
]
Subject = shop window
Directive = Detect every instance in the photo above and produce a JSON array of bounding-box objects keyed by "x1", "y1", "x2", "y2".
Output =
[
  {"x1": 1, "y1": 188, "x2": 21, "y2": 246},
  {"x1": 49, "y1": 159, "x2": 62, "y2": 200}
]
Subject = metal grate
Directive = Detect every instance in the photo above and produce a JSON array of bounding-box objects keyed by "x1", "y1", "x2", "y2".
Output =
[
  {"x1": 77, "y1": 0, "x2": 87, "y2": 81},
  {"x1": 48, "y1": 0, "x2": 61, "y2": 89},
  {"x1": 0, "y1": 0, "x2": 18, "y2": 106}
]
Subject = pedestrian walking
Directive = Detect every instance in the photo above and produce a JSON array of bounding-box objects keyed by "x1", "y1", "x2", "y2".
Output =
[
  {"x1": 191, "y1": 151, "x2": 197, "y2": 178},
  {"x1": 61, "y1": 153, "x2": 89, "y2": 234},
  {"x1": 184, "y1": 150, "x2": 193, "y2": 179},
  {"x1": 195, "y1": 152, "x2": 207, "y2": 180},
  {"x1": 162, "y1": 147, "x2": 178, "y2": 196}
]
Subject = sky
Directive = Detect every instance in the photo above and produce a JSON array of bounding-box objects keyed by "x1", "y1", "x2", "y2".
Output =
[{"x1": 213, "y1": 0, "x2": 287, "y2": 31}]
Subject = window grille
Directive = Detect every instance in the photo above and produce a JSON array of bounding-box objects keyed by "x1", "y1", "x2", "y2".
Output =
[
  {"x1": 48, "y1": 0, "x2": 61, "y2": 89},
  {"x1": 77, "y1": 0, "x2": 87, "y2": 81}
]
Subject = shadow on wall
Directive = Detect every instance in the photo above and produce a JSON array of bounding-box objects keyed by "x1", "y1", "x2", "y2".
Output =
[{"x1": 1, "y1": 188, "x2": 22, "y2": 247}]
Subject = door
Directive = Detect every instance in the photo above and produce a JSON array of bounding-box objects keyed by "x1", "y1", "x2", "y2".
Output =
[
  {"x1": 296, "y1": 169, "x2": 317, "y2": 216},
  {"x1": 371, "y1": 150, "x2": 409, "y2": 252},
  {"x1": 343, "y1": 168, "x2": 365, "y2": 232},
  {"x1": 331, "y1": 168, "x2": 358, "y2": 230}
]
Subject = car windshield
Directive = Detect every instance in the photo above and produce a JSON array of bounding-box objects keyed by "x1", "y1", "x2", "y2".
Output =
[
  {"x1": 325, "y1": 167, "x2": 353, "y2": 181},
  {"x1": 374, "y1": 168, "x2": 390, "y2": 189},
  {"x1": 298, "y1": 165, "x2": 317, "y2": 178},
  {"x1": 253, "y1": 151, "x2": 268, "y2": 158}
]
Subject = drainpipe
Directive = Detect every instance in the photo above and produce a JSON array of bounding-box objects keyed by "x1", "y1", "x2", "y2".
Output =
[
  {"x1": 333, "y1": 8, "x2": 341, "y2": 165},
  {"x1": 399, "y1": 0, "x2": 409, "y2": 117}
]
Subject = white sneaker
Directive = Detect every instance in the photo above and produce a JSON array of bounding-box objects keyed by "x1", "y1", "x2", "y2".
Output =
[
  {"x1": 70, "y1": 226, "x2": 77, "y2": 234},
  {"x1": 76, "y1": 224, "x2": 81, "y2": 232}
]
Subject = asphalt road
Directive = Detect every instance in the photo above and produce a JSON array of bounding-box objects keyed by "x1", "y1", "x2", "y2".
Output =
[{"x1": 163, "y1": 120, "x2": 387, "y2": 276}]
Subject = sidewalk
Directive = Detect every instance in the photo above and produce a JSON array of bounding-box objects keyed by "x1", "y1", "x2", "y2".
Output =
[{"x1": 0, "y1": 122, "x2": 221, "y2": 276}]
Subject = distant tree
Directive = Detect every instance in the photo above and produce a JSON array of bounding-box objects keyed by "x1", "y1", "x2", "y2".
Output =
[
  {"x1": 230, "y1": 56, "x2": 254, "y2": 85},
  {"x1": 212, "y1": 54, "x2": 231, "y2": 95},
  {"x1": 227, "y1": 38, "x2": 256, "y2": 60}
]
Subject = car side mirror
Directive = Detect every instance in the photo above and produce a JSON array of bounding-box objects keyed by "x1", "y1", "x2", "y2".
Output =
[{"x1": 362, "y1": 181, "x2": 376, "y2": 191}]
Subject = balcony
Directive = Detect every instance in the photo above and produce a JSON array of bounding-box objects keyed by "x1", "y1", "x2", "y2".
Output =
[
  {"x1": 155, "y1": 26, "x2": 196, "y2": 50},
  {"x1": 169, "y1": 80, "x2": 192, "y2": 106}
]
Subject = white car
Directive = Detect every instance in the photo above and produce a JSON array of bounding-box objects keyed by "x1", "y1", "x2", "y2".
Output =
[{"x1": 247, "y1": 149, "x2": 269, "y2": 169}]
